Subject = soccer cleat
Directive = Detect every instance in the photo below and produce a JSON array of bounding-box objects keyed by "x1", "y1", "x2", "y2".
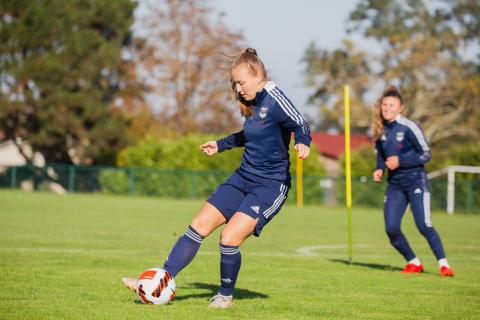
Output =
[
  {"x1": 440, "y1": 266, "x2": 455, "y2": 277},
  {"x1": 400, "y1": 263, "x2": 423, "y2": 274},
  {"x1": 121, "y1": 277, "x2": 138, "y2": 291},
  {"x1": 208, "y1": 294, "x2": 233, "y2": 309}
]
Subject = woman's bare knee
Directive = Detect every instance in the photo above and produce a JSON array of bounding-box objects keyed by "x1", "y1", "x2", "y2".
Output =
[
  {"x1": 220, "y1": 230, "x2": 244, "y2": 246},
  {"x1": 190, "y1": 202, "x2": 226, "y2": 237},
  {"x1": 191, "y1": 215, "x2": 213, "y2": 237},
  {"x1": 220, "y1": 214, "x2": 256, "y2": 246}
]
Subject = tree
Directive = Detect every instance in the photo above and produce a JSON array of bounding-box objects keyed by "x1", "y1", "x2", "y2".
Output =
[
  {"x1": 304, "y1": 0, "x2": 480, "y2": 145},
  {"x1": 348, "y1": 0, "x2": 480, "y2": 144},
  {"x1": 302, "y1": 40, "x2": 373, "y2": 133},
  {"x1": 0, "y1": 0, "x2": 136, "y2": 165},
  {"x1": 112, "y1": 59, "x2": 170, "y2": 142},
  {"x1": 132, "y1": 0, "x2": 244, "y2": 136}
]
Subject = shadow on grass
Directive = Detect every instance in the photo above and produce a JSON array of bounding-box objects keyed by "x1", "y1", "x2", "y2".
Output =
[
  {"x1": 329, "y1": 259, "x2": 403, "y2": 272},
  {"x1": 174, "y1": 282, "x2": 268, "y2": 301},
  {"x1": 330, "y1": 259, "x2": 436, "y2": 275}
]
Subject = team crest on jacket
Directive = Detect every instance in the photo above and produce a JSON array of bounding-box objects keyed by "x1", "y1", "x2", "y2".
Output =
[
  {"x1": 396, "y1": 132, "x2": 404, "y2": 141},
  {"x1": 259, "y1": 106, "x2": 268, "y2": 119}
]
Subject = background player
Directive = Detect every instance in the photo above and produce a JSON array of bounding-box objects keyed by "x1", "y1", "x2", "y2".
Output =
[{"x1": 372, "y1": 85, "x2": 454, "y2": 277}]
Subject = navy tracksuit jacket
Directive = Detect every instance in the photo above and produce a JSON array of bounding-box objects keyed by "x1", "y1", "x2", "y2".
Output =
[
  {"x1": 217, "y1": 81, "x2": 311, "y2": 185},
  {"x1": 375, "y1": 115, "x2": 446, "y2": 260}
]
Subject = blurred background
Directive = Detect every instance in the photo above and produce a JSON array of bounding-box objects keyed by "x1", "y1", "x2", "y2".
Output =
[{"x1": 0, "y1": 0, "x2": 479, "y2": 212}]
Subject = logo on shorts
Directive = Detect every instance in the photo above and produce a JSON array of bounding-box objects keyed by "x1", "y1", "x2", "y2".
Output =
[
  {"x1": 396, "y1": 132, "x2": 404, "y2": 141},
  {"x1": 414, "y1": 188, "x2": 422, "y2": 194},
  {"x1": 381, "y1": 134, "x2": 387, "y2": 141},
  {"x1": 259, "y1": 106, "x2": 268, "y2": 119},
  {"x1": 251, "y1": 206, "x2": 260, "y2": 214}
]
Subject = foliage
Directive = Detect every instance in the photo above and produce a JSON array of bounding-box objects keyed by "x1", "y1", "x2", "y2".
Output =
[
  {"x1": 111, "y1": 134, "x2": 249, "y2": 198},
  {"x1": 117, "y1": 134, "x2": 326, "y2": 175},
  {"x1": 103, "y1": 134, "x2": 326, "y2": 199},
  {"x1": 289, "y1": 140, "x2": 326, "y2": 176},
  {"x1": 428, "y1": 141, "x2": 480, "y2": 171},
  {"x1": 336, "y1": 145, "x2": 385, "y2": 207},
  {"x1": 348, "y1": 0, "x2": 480, "y2": 144},
  {"x1": 428, "y1": 141, "x2": 480, "y2": 212},
  {"x1": 99, "y1": 169, "x2": 129, "y2": 194},
  {"x1": 303, "y1": 40, "x2": 373, "y2": 133},
  {"x1": 303, "y1": 0, "x2": 480, "y2": 146},
  {"x1": 339, "y1": 145, "x2": 376, "y2": 177},
  {"x1": 117, "y1": 135, "x2": 242, "y2": 171},
  {"x1": 131, "y1": 0, "x2": 244, "y2": 136},
  {"x1": 120, "y1": 104, "x2": 174, "y2": 143},
  {"x1": 0, "y1": 0, "x2": 136, "y2": 165}
]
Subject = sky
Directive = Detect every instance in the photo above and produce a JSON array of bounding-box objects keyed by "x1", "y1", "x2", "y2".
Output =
[{"x1": 211, "y1": 0, "x2": 361, "y2": 115}]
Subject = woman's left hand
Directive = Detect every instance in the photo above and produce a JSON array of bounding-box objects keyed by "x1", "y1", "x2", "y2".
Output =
[
  {"x1": 385, "y1": 155, "x2": 399, "y2": 170},
  {"x1": 294, "y1": 143, "x2": 310, "y2": 160}
]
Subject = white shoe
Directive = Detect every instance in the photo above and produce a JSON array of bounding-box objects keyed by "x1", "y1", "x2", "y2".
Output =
[
  {"x1": 121, "y1": 277, "x2": 137, "y2": 291},
  {"x1": 208, "y1": 294, "x2": 233, "y2": 309}
]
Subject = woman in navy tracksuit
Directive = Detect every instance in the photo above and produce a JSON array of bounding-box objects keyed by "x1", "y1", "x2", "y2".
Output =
[
  {"x1": 372, "y1": 85, "x2": 454, "y2": 277},
  {"x1": 122, "y1": 48, "x2": 312, "y2": 307}
]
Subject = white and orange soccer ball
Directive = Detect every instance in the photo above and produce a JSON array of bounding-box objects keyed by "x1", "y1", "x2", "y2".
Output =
[{"x1": 136, "y1": 268, "x2": 176, "y2": 305}]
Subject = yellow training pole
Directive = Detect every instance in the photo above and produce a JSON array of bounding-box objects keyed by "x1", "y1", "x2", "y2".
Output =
[
  {"x1": 344, "y1": 85, "x2": 353, "y2": 263},
  {"x1": 296, "y1": 156, "x2": 303, "y2": 208}
]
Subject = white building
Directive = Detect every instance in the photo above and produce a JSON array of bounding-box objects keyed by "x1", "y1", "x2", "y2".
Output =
[{"x1": 0, "y1": 140, "x2": 45, "y2": 167}]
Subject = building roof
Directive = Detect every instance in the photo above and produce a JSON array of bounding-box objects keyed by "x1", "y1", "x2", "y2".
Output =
[{"x1": 311, "y1": 132, "x2": 372, "y2": 159}]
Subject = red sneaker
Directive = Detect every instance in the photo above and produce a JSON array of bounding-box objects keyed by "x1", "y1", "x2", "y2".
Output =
[
  {"x1": 401, "y1": 263, "x2": 423, "y2": 274},
  {"x1": 440, "y1": 266, "x2": 455, "y2": 277}
]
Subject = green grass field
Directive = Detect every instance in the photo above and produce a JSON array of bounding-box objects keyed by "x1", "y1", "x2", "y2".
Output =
[{"x1": 0, "y1": 190, "x2": 479, "y2": 319}]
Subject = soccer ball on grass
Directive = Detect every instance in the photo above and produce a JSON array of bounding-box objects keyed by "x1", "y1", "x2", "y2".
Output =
[{"x1": 136, "y1": 268, "x2": 176, "y2": 305}]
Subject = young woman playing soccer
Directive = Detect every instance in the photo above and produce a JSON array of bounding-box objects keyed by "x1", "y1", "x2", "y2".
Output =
[
  {"x1": 372, "y1": 85, "x2": 454, "y2": 277},
  {"x1": 122, "y1": 48, "x2": 311, "y2": 307}
]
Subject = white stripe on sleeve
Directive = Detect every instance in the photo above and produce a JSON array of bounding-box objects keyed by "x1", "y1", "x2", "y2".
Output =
[{"x1": 397, "y1": 117, "x2": 430, "y2": 151}]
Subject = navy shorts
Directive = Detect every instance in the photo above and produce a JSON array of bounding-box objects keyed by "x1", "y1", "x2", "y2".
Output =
[{"x1": 207, "y1": 171, "x2": 290, "y2": 237}]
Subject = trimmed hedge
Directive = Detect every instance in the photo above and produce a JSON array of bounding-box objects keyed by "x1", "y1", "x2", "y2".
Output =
[{"x1": 99, "y1": 134, "x2": 326, "y2": 200}]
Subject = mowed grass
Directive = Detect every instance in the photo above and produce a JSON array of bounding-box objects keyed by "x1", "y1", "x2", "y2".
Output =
[{"x1": 0, "y1": 190, "x2": 479, "y2": 320}]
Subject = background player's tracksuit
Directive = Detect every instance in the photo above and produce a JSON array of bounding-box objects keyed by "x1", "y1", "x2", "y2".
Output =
[{"x1": 375, "y1": 115, "x2": 446, "y2": 261}]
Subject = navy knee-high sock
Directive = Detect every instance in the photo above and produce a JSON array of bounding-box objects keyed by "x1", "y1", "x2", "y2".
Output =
[
  {"x1": 163, "y1": 225, "x2": 204, "y2": 277},
  {"x1": 218, "y1": 244, "x2": 241, "y2": 296}
]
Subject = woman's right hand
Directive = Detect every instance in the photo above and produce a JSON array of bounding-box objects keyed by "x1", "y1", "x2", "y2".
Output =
[
  {"x1": 200, "y1": 141, "x2": 218, "y2": 156},
  {"x1": 373, "y1": 169, "x2": 383, "y2": 183}
]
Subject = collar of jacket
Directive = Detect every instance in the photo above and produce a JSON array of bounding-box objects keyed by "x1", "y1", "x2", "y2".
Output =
[
  {"x1": 253, "y1": 88, "x2": 268, "y2": 106},
  {"x1": 384, "y1": 114, "x2": 403, "y2": 127}
]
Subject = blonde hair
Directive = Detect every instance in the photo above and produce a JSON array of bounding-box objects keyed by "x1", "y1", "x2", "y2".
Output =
[
  {"x1": 372, "y1": 85, "x2": 404, "y2": 139},
  {"x1": 228, "y1": 48, "x2": 267, "y2": 117}
]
